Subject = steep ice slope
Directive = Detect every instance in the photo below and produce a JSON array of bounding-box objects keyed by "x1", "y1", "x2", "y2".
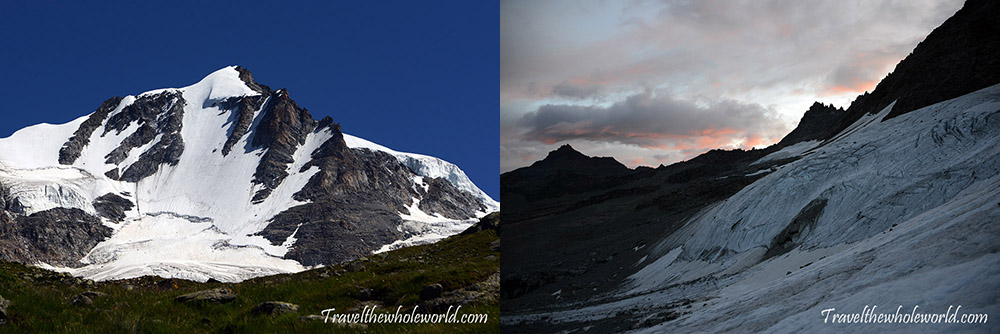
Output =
[
  {"x1": 639, "y1": 84, "x2": 1000, "y2": 279},
  {"x1": 503, "y1": 84, "x2": 1000, "y2": 332},
  {"x1": 0, "y1": 66, "x2": 495, "y2": 282}
]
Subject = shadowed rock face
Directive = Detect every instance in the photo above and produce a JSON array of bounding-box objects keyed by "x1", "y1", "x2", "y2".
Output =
[
  {"x1": 764, "y1": 198, "x2": 828, "y2": 259},
  {"x1": 109, "y1": 92, "x2": 187, "y2": 182},
  {"x1": 219, "y1": 95, "x2": 268, "y2": 156},
  {"x1": 828, "y1": 0, "x2": 1000, "y2": 139},
  {"x1": 92, "y1": 193, "x2": 134, "y2": 223},
  {"x1": 259, "y1": 200, "x2": 404, "y2": 266},
  {"x1": 419, "y1": 177, "x2": 486, "y2": 219},
  {"x1": 250, "y1": 89, "x2": 318, "y2": 203},
  {"x1": 59, "y1": 97, "x2": 124, "y2": 165},
  {"x1": 235, "y1": 66, "x2": 270, "y2": 94},
  {"x1": 0, "y1": 207, "x2": 111, "y2": 267},
  {"x1": 776, "y1": 102, "x2": 845, "y2": 147}
]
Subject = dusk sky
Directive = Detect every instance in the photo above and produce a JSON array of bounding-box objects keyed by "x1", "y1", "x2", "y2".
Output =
[{"x1": 501, "y1": 0, "x2": 963, "y2": 172}]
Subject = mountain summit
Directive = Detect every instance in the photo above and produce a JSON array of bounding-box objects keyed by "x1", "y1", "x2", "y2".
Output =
[{"x1": 0, "y1": 66, "x2": 498, "y2": 282}]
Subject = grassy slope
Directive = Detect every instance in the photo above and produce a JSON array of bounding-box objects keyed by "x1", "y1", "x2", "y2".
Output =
[{"x1": 0, "y1": 224, "x2": 498, "y2": 333}]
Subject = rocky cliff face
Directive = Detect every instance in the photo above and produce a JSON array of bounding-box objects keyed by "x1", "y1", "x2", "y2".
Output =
[
  {"x1": 0, "y1": 205, "x2": 111, "y2": 268},
  {"x1": 827, "y1": 0, "x2": 1000, "y2": 139}
]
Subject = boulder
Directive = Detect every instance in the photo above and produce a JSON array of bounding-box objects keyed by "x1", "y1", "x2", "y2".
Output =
[
  {"x1": 174, "y1": 288, "x2": 236, "y2": 304},
  {"x1": 419, "y1": 283, "x2": 443, "y2": 301},
  {"x1": 0, "y1": 295, "x2": 11, "y2": 325},
  {"x1": 251, "y1": 301, "x2": 299, "y2": 316}
]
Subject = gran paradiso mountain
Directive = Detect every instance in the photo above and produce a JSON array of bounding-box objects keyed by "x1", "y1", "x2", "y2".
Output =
[{"x1": 0, "y1": 66, "x2": 498, "y2": 282}]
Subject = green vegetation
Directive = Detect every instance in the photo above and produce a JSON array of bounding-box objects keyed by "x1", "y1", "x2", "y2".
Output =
[{"x1": 0, "y1": 217, "x2": 499, "y2": 333}]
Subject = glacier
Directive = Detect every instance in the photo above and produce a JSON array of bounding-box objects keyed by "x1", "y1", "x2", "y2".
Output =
[{"x1": 502, "y1": 84, "x2": 1000, "y2": 333}]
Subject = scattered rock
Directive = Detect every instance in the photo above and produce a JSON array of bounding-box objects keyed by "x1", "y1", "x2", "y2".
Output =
[
  {"x1": 420, "y1": 283, "x2": 443, "y2": 301},
  {"x1": 80, "y1": 291, "x2": 108, "y2": 299},
  {"x1": 70, "y1": 294, "x2": 93, "y2": 307},
  {"x1": 251, "y1": 301, "x2": 299, "y2": 316},
  {"x1": 421, "y1": 273, "x2": 499, "y2": 312},
  {"x1": 0, "y1": 295, "x2": 11, "y2": 325},
  {"x1": 333, "y1": 322, "x2": 368, "y2": 330},
  {"x1": 299, "y1": 315, "x2": 326, "y2": 322},
  {"x1": 346, "y1": 262, "x2": 365, "y2": 272},
  {"x1": 174, "y1": 288, "x2": 236, "y2": 304}
]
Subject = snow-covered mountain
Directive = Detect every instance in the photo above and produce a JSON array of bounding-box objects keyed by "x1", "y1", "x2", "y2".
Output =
[
  {"x1": 501, "y1": 1, "x2": 999, "y2": 332},
  {"x1": 0, "y1": 66, "x2": 498, "y2": 282}
]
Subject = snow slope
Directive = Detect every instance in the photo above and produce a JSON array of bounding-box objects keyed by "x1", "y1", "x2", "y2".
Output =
[
  {"x1": 0, "y1": 66, "x2": 496, "y2": 282},
  {"x1": 504, "y1": 84, "x2": 1000, "y2": 332}
]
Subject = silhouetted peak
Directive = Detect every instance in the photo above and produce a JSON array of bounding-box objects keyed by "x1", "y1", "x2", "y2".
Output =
[
  {"x1": 528, "y1": 144, "x2": 628, "y2": 175},
  {"x1": 775, "y1": 101, "x2": 848, "y2": 148},
  {"x1": 545, "y1": 144, "x2": 587, "y2": 161}
]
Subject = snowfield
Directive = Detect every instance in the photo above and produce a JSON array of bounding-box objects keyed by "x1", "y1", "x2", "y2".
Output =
[
  {"x1": 0, "y1": 66, "x2": 497, "y2": 282},
  {"x1": 503, "y1": 84, "x2": 1000, "y2": 333}
]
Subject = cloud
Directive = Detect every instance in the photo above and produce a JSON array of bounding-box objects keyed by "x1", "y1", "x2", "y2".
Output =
[
  {"x1": 515, "y1": 90, "x2": 788, "y2": 150},
  {"x1": 550, "y1": 81, "x2": 602, "y2": 99},
  {"x1": 500, "y1": 0, "x2": 964, "y2": 172}
]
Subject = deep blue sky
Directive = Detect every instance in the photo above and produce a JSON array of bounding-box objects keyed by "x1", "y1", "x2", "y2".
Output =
[{"x1": 0, "y1": 1, "x2": 498, "y2": 199}]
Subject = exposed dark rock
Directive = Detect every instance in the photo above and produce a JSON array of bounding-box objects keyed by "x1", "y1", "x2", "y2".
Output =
[
  {"x1": 92, "y1": 193, "x2": 134, "y2": 222},
  {"x1": 776, "y1": 102, "x2": 846, "y2": 147},
  {"x1": 250, "y1": 89, "x2": 317, "y2": 202},
  {"x1": 251, "y1": 301, "x2": 299, "y2": 316},
  {"x1": 419, "y1": 283, "x2": 443, "y2": 301},
  {"x1": 0, "y1": 183, "x2": 9, "y2": 215},
  {"x1": 461, "y1": 211, "x2": 499, "y2": 235},
  {"x1": 765, "y1": 198, "x2": 828, "y2": 259},
  {"x1": 235, "y1": 66, "x2": 271, "y2": 94},
  {"x1": 0, "y1": 208, "x2": 112, "y2": 267},
  {"x1": 829, "y1": 0, "x2": 1000, "y2": 137},
  {"x1": 104, "y1": 168, "x2": 120, "y2": 180},
  {"x1": 418, "y1": 177, "x2": 486, "y2": 219},
  {"x1": 295, "y1": 147, "x2": 413, "y2": 212},
  {"x1": 104, "y1": 123, "x2": 156, "y2": 165},
  {"x1": 174, "y1": 288, "x2": 236, "y2": 304},
  {"x1": 97, "y1": 91, "x2": 187, "y2": 182},
  {"x1": 59, "y1": 97, "x2": 124, "y2": 165},
  {"x1": 219, "y1": 95, "x2": 267, "y2": 156},
  {"x1": 258, "y1": 200, "x2": 404, "y2": 266}
]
